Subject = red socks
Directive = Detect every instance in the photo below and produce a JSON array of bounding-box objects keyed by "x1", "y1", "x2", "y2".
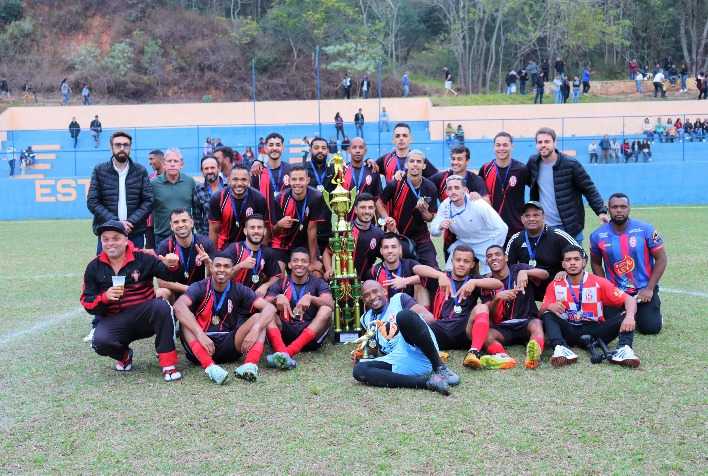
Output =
[
  {"x1": 245, "y1": 342, "x2": 265, "y2": 365},
  {"x1": 470, "y1": 312, "x2": 490, "y2": 351},
  {"x1": 487, "y1": 342, "x2": 505, "y2": 355},
  {"x1": 534, "y1": 336, "x2": 545, "y2": 353},
  {"x1": 286, "y1": 327, "x2": 316, "y2": 357},
  {"x1": 157, "y1": 349, "x2": 179, "y2": 368},
  {"x1": 188, "y1": 341, "x2": 214, "y2": 369},
  {"x1": 266, "y1": 328, "x2": 288, "y2": 353}
]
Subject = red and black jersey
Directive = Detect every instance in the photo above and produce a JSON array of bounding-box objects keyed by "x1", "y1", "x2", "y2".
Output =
[
  {"x1": 222, "y1": 241, "x2": 282, "y2": 290},
  {"x1": 379, "y1": 176, "x2": 438, "y2": 243},
  {"x1": 432, "y1": 273, "x2": 484, "y2": 320},
  {"x1": 81, "y1": 241, "x2": 181, "y2": 316},
  {"x1": 363, "y1": 258, "x2": 425, "y2": 299},
  {"x1": 479, "y1": 159, "x2": 529, "y2": 239},
  {"x1": 430, "y1": 169, "x2": 490, "y2": 203},
  {"x1": 252, "y1": 161, "x2": 292, "y2": 226},
  {"x1": 156, "y1": 233, "x2": 215, "y2": 286},
  {"x1": 208, "y1": 187, "x2": 268, "y2": 251},
  {"x1": 306, "y1": 161, "x2": 336, "y2": 244},
  {"x1": 480, "y1": 264, "x2": 539, "y2": 324},
  {"x1": 341, "y1": 163, "x2": 383, "y2": 220},
  {"x1": 328, "y1": 222, "x2": 384, "y2": 279},
  {"x1": 266, "y1": 276, "x2": 332, "y2": 321},
  {"x1": 271, "y1": 186, "x2": 327, "y2": 251},
  {"x1": 376, "y1": 151, "x2": 438, "y2": 182},
  {"x1": 183, "y1": 278, "x2": 261, "y2": 332}
]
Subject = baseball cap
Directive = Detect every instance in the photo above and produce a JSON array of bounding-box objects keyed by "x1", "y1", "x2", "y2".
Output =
[
  {"x1": 97, "y1": 220, "x2": 128, "y2": 236},
  {"x1": 521, "y1": 201, "x2": 544, "y2": 213}
]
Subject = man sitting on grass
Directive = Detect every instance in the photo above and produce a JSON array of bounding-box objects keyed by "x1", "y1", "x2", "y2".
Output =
[{"x1": 173, "y1": 252, "x2": 288, "y2": 384}]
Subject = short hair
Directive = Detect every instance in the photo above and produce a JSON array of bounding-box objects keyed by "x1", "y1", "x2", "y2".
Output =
[
  {"x1": 215, "y1": 146, "x2": 234, "y2": 162},
  {"x1": 164, "y1": 147, "x2": 183, "y2": 161},
  {"x1": 229, "y1": 163, "x2": 249, "y2": 175},
  {"x1": 110, "y1": 131, "x2": 132, "y2": 145},
  {"x1": 200, "y1": 155, "x2": 218, "y2": 168},
  {"x1": 149, "y1": 149, "x2": 164, "y2": 158},
  {"x1": 309, "y1": 136, "x2": 328, "y2": 147},
  {"x1": 243, "y1": 213, "x2": 265, "y2": 227},
  {"x1": 170, "y1": 208, "x2": 192, "y2": 219},
  {"x1": 354, "y1": 192, "x2": 375, "y2": 207},
  {"x1": 535, "y1": 127, "x2": 557, "y2": 141},
  {"x1": 265, "y1": 132, "x2": 284, "y2": 144},
  {"x1": 290, "y1": 164, "x2": 308, "y2": 175},
  {"x1": 407, "y1": 149, "x2": 426, "y2": 160},
  {"x1": 445, "y1": 174, "x2": 465, "y2": 186},
  {"x1": 608, "y1": 192, "x2": 630, "y2": 206},
  {"x1": 485, "y1": 244, "x2": 505, "y2": 255},
  {"x1": 562, "y1": 244, "x2": 587, "y2": 260},
  {"x1": 380, "y1": 232, "x2": 401, "y2": 247},
  {"x1": 453, "y1": 244, "x2": 475, "y2": 257},
  {"x1": 494, "y1": 131, "x2": 513, "y2": 143},
  {"x1": 213, "y1": 251, "x2": 234, "y2": 264},
  {"x1": 450, "y1": 145, "x2": 470, "y2": 161},
  {"x1": 393, "y1": 122, "x2": 411, "y2": 133},
  {"x1": 290, "y1": 247, "x2": 310, "y2": 260}
]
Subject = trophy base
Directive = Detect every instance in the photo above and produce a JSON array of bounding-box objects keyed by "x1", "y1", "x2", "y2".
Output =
[{"x1": 333, "y1": 329, "x2": 364, "y2": 345}]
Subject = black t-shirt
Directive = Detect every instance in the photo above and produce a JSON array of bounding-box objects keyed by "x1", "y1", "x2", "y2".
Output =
[
  {"x1": 480, "y1": 264, "x2": 539, "y2": 323},
  {"x1": 430, "y1": 169, "x2": 489, "y2": 202},
  {"x1": 251, "y1": 161, "x2": 292, "y2": 220},
  {"x1": 363, "y1": 258, "x2": 424, "y2": 299},
  {"x1": 271, "y1": 186, "x2": 327, "y2": 251},
  {"x1": 379, "y1": 176, "x2": 438, "y2": 244},
  {"x1": 156, "y1": 233, "x2": 215, "y2": 285},
  {"x1": 329, "y1": 222, "x2": 384, "y2": 279},
  {"x1": 222, "y1": 241, "x2": 282, "y2": 290},
  {"x1": 479, "y1": 159, "x2": 529, "y2": 239},
  {"x1": 375, "y1": 152, "x2": 439, "y2": 182},
  {"x1": 306, "y1": 161, "x2": 336, "y2": 242},
  {"x1": 432, "y1": 273, "x2": 484, "y2": 320},
  {"x1": 341, "y1": 163, "x2": 383, "y2": 220},
  {"x1": 266, "y1": 276, "x2": 332, "y2": 321},
  {"x1": 184, "y1": 278, "x2": 261, "y2": 332},
  {"x1": 208, "y1": 187, "x2": 268, "y2": 251}
]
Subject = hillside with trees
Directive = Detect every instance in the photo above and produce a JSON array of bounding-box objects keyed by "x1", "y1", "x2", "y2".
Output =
[{"x1": 0, "y1": 0, "x2": 706, "y2": 103}]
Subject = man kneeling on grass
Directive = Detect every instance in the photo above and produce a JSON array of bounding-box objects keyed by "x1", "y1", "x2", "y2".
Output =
[
  {"x1": 352, "y1": 281, "x2": 460, "y2": 396},
  {"x1": 540, "y1": 245, "x2": 641, "y2": 368},
  {"x1": 173, "y1": 251, "x2": 292, "y2": 384}
]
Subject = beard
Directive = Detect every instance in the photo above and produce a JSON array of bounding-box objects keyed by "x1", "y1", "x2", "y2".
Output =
[
  {"x1": 611, "y1": 216, "x2": 628, "y2": 226},
  {"x1": 114, "y1": 153, "x2": 129, "y2": 163},
  {"x1": 311, "y1": 153, "x2": 327, "y2": 165},
  {"x1": 246, "y1": 234, "x2": 264, "y2": 246},
  {"x1": 205, "y1": 173, "x2": 218, "y2": 183}
]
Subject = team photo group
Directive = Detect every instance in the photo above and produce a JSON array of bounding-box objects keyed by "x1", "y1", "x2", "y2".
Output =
[{"x1": 81, "y1": 122, "x2": 667, "y2": 396}]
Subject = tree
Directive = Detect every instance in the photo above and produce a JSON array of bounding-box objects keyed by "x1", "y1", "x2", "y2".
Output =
[{"x1": 679, "y1": 0, "x2": 708, "y2": 74}]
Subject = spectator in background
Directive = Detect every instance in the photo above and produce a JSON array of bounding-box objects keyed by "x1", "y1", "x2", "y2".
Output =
[
  {"x1": 683, "y1": 118, "x2": 694, "y2": 141},
  {"x1": 653, "y1": 69, "x2": 665, "y2": 98},
  {"x1": 354, "y1": 108, "x2": 365, "y2": 138},
  {"x1": 328, "y1": 137, "x2": 338, "y2": 157},
  {"x1": 341, "y1": 73, "x2": 352, "y2": 99},
  {"x1": 643, "y1": 117, "x2": 655, "y2": 142},
  {"x1": 360, "y1": 75, "x2": 371, "y2": 99},
  {"x1": 0, "y1": 77, "x2": 9, "y2": 99},
  {"x1": 541, "y1": 59, "x2": 550, "y2": 82},
  {"x1": 445, "y1": 123, "x2": 455, "y2": 148},
  {"x1": 151, "y1": 147, "x2": 196, "y2": 247},
  {"x1": 571, "y1": 75, "x2": 581, "y2": 103},
  {"x1": 674, "y1": 118, "x2": 684, "y2": 142},
  {"x1": 553, "y1": 74, "x2": 563, "y2": 104},
  {"x1": 380, "y1": 107, "x2": 390, "y2": 132},
  {"x1": 82, "y1": 84, "x2": 90, "y2": 105},
  {"x1": 527, "y1": 59, "x2": 539, "y2": 89},
  {"x1": 455, "y1": 125, "x2": 465, "y2": 146},
  {"x1": 610, "y1": 138, "x2": 621, "y2": 163},
  {"x1": 667, "y1": 64, "x2": 679, "y2": 87},
  {"x1": 694, "y1": 118, "x2": 706, "y2": 141},
  {"x1": 505, "y1": 69, "x2": 518, "y2": 96},
  {"x1": 90, "y1": 115, "x2": 102, "y2": 148},
  {"x1": 60, "y1": 78, "x2": 71, "y2": 105},
  {"x1": 242, "y1": 146, "x2": 255, "y2": 169},
  {"x1": 203, "y1": 137, "x2": 213, "y2": 156},
  {"x1": 534, "y1": 72, "x2": 545, "y2": 104},
  {"x1": 25, "y1": 146, "x2": 35, "y2": 166},
  {"x1": 443, "y1": 67, "x2": 458, "y2": 96},
  {"x1": 518, "y1": 69, "x2": 529, "y2": 95},
  {"x1": 640, "y1": 140, "x2": 651, "y2": 162},
  {"x1": 257, "y1": 137, "x2": 266, "y2": 162},
  {"x1": 5, "y1": 146, "x2": 16, "y2": 178},
  {"x1": 69, "y1": 117, "x2": 81, "y2": 148},
  {"x1": 341, "y1": 136, "x2": 350, "y2": 160},
  {"x1": 561, "y1": 76, "x2": 571, "y2": 103},
  {"x1": 402, "y1": 71, "x2": 410, "y2": 98},
  {"x1": 621, "y1": 139, "x2": 632, "y2": 162},
  {"x1": 214, "y1": 138, "x2": 224, "y2": 148},
  {"x1": 680, "y1": 64, "x2": 688, "y2": 92},
  {"x1": 664, "y1": 119, "x2": 677, "y2": 143},
  {"x1": 334, "y1": 112, "x2": 345, "y2": 141},
  {"x1": 630, "y1": 138, "x2": 641, "y2": 162},
  {"x1": 629, "y1": 59, "x2": 638, "y2": 80},
  {"x1": 696, "y1": 73, "x2": 705, "y2": 100},
  {"x1": 301, "y1": 136, "x2": 309, "y2": 162},
  {"x1": 588, "y1": 140, "x2": 598, "y2": 164},
  {"x1": 582, "y1": 67, "x2": 592, "y2": 95},
  {"x1": 598, "y1": 134, "x2": 611, "y2": 164},
  {"x1": 635, "y1": 72, "x2": 644, "y2": 93},
  {"x1": 654, "y1": 117, "x2": 666, "y2": 143},
  {"x1": 554, "y1": 57, "x2": 565, "y2": 78}
]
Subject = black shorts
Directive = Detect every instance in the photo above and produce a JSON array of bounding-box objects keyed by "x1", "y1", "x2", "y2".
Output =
[
  {"x1": 280, "y1": 319, "x2": 329, "y2": 351},
  {"x1": 181, "y1": 330, "x2": 242, "y2": 365},
  {"x1": 274, "y1": 248, "x2": 291, "y2": 265},
  {"x1": 416, "y1": 240, "x2": 440, "y2": 270},
  {"x1": 490, "y1": 318, "x2": 540, "y2": 346},
  {"x1": 429, "y1": 316, "x2": 470, "y2": 350}
]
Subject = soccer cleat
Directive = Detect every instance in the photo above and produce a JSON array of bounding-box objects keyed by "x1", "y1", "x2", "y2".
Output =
[
  {"x1": 83, "y1": 328, "x2": 95, "y2": 343},
  {"x1": 234, "y1": 363, "x2": 259, "y2": 382},
  {"x1": 438, "y1": 351, "x2": 450, "y2": 363},
  {"x1": 525, "y1": 340, "x2": 542, "y2": 369},
  {"x1": 267, "y1": 352, "x2": 297, "y2": 370},
  {"x1": 205, "y1": 364, "x2": 229, "y2": 385},
  {"x1": 611, "y1": 345, "x2": 641, "y2": 368},
  {"x1": 463, "y1": 349, "x2": 482, "y2": 369},
  {"x1": 550, "y1": 345, "x2": 578, "y2": 367},
  {"x1": 435, "y1": 365, "x2": 460, "y2": 386},
  {"x1": 163, "y1": 367, "x2": 182, "y2": 382},
  {"x1": 425, "y1": 374, "x2": 450, "y2": 395},
  {"x1": 480, "y1": 353, "x2": 518, "y2": 370},
  {"x1": 115, "y1": 348, "x2": 133, "y2": 371}
]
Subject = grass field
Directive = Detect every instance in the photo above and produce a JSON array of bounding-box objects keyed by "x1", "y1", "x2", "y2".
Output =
[{"x1": 0, "y1": 207, "x2": 706, "y2": 475}]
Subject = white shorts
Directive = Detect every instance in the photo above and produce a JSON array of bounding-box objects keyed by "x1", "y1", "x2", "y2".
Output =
[{"x1": 445, "y1": 80, "x2": 452, "y2": 89}]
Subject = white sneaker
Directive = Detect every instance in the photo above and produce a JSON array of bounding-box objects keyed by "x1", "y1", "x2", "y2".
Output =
[
  {"x1": 83, "y1": 327, "x2": 95, "y2": 343},
  {"x1": 550, "y1": 345, "x2": 578, "y2": 367},
  {"x1": 611, "y1": 345, "x2": 640, "y2": 368}
]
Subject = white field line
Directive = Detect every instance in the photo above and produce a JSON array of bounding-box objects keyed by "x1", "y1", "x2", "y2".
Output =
[
  {"x1": 0, "y1": 307, "x2": 85, "y2": 345},
  {"x1": 662, "y1": 287, "x2": 708, "y2": 298},
  {"x1": 0, "y1": 273, "x2": 83, "y2": 280},
  {"x1": 632, "y1": 206, "x2": 707, "y2": 210}
]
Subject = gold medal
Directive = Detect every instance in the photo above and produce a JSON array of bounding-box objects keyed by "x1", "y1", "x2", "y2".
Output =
[
  {"x1": 211, "y1": 315, "x2": 220, "y2": 325},
  {"x1": 454, "y1": 305, "x2": 462, "y2": 314}
]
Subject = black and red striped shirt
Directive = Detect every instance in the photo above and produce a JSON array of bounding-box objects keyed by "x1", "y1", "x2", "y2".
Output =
[
  {"x1": 156, "y1": 233, "x2": 215, "y2": 286},
  {"x1": 266, "y1": 276, "x2": 332, "y2": 321},
  {"x1": 379, "y1": 176, "x2": 437, "y2": 244},
  {"x1": 222, "y1": 241, "x2": 282, "y2": 290},
  {"x1": 363, "y1": 258, "x2": 425, "y2": 299},
  {"x1": 183, "y1": 278, "x2": 261, "y2": 332},
  {"x1": 376, "y1": 151, "x2": 438, "y2": 182},
  {"x1": 340, "y1": 163, "x2": 383, "y2": 220},
  {"x1": 270, "y1": 186, "x2": 327, "y2": 251},
  {"x1": 327, "y1": 222, "x2": 384, "y2": 279},
  {"x1": 251, "y1": 162, "x2": 292, "y2": 225},
  {"x1": 479, "y1": 159, "x2": 529, "y2": 239},
  {"x1": 480, "y1": 264, "x2": 539, "y2": 324},
  {"x1": 432, "y1": 273, "x2": 484, "y2": 320},
  {"x1": 208, "y1": 186, "x2": 268, "y2": 251}
]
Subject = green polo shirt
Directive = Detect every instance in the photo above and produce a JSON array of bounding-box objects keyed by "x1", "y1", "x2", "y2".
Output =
[{"x1": 151, "y1": 172, "x2": 196, "y2": 236}]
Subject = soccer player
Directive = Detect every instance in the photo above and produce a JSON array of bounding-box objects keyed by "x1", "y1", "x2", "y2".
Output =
[
  {"x1": 222, "y1": 213, "x2": 282, "y2": 296},
  {"x1": 155, "y1": 208, "x2": 215, "y2": 303},
  {"x1": 339, "y1": 137, "x2": 383, "y2": 220},
  {"x1": 589, "y1": 193, "x2": 666, "y2": 335},
  {"x1": 81, "y1": 221, "x2": 184, "y2": 382},
  {"x1": 376, "y1": 150, "x2": 440, "y2": 268},
  {"x1": 250, "y1": 132, "x2": 292, "y2": 220},
  {"x1": 363, "y1": 233, "x2": 451, "y2": 307},
  {"x1": 265, "y1": 248, "x2": 334, "y2": 362},
  {"x1": 428, "y1": 246, "x2": 502, "y2": 360},
  {"x1": 192, "y1": 155, "x2": 225, "y2": 237},
  {"x1": 479, "y1": 132, "x2": 530, "y2": 242},
  {"x1": 209, "y1": 164, "x2": 268, "y2": 252},
  {"x1": 323, "y1": 193, "x2": 384, "y2": 280},
  {"x1": 506, "y1": 201, "x2": 577, "y2": 300},
  {"x1": 365, "y1": 123, "x2": 438, "y2": 181},
  {"x1": 479, "y1": 245, "x2": 549, "y2": 370},
  {"x1": 430, "y1": 146, "x2": 490, "y2": 203},
  {"x1": 305, "y1": 137, "x2": 337, "y2": 255},
  {"x1": 270, "y1": 165, "x2": 327, "y2": 274},
  {"x1": 352, "y1": 280, "x2": 459, "y2": 395},
  {"x1": 540, "y1": 245, "x2": 641, "y2": 368},
  {"x1": 173, "y1": 251, "x2": 290, "y2": 384},
  {"x1": 430, "y1": 175, "x2": 508, "y2": 273}
]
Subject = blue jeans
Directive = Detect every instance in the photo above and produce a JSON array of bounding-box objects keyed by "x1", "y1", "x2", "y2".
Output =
[
  {"x1": 403, "y1": 85, "x2": 409, "y2": 97},
  {"x1": 642, "y1": 151, "x2": 650, "y2": 162},
  {"x1": 681, "y1": 75, "x2": 687, "y2": 89},
  {"x1": 83, "y1": 95, "x2": 90, "y2": 105},
  {"x1": 636, "y1": 80, "x2": 643, "y2": 93},
  {"x1": 571, "y1": 89, "x2": 580, "y2": 103},
  {"x1": 8, "y1": 158, "x2": 15, "y2": 176},
  {"x1": 355, "y1": 124, "x2": 364, "y2": 138},
  {"x1": 519, "y1": 81, "x2": 526, "y2": 94},
  {"x1": 62, "y1": 92, "x2": 68, "y2": 105},
  {"x1": 644, "y1": 131, "x2": 654, "y2": 140},
  {"x1": 630, "y1": 72, "x2": 636, "y2": 80},
  {"x1": 554, "y1": 90, "x2": 562, "y2": 103},
  {"x1": 694, "y1": 129, "x2": 704, "y2": 140},
  {"x1": 534, "y1": 88, "x2": 544, "y2": 104}
]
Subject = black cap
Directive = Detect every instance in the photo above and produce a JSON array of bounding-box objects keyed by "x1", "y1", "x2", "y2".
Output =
[
  {"x1": 97, "y1": 220, "x2": 128, "y2": 236},
  {"x1": 522, "y1": 201, "x2": 544, "y2": 213}
]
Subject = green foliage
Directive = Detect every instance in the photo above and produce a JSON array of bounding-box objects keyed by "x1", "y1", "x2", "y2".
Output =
[
  {"x1": 223, "y1": 16, "x2": 260, "y2": 46},
  {"x1": 322, "y1": 42, "x2": 383, "y2": 73},
  {"x1": 202, "y1": 94, "x2": 213, "y2": 102},
  {"x1": 0, "y1": 0, "x2": 22, "y2": 23},
  {"x1": 0, "y1": 18, "x2": 33, "y2": 64}
]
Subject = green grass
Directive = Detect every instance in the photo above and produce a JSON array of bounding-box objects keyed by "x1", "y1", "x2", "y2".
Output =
[{"x1": 0, "y1": 208, "x2": 706, "y2": 474}]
